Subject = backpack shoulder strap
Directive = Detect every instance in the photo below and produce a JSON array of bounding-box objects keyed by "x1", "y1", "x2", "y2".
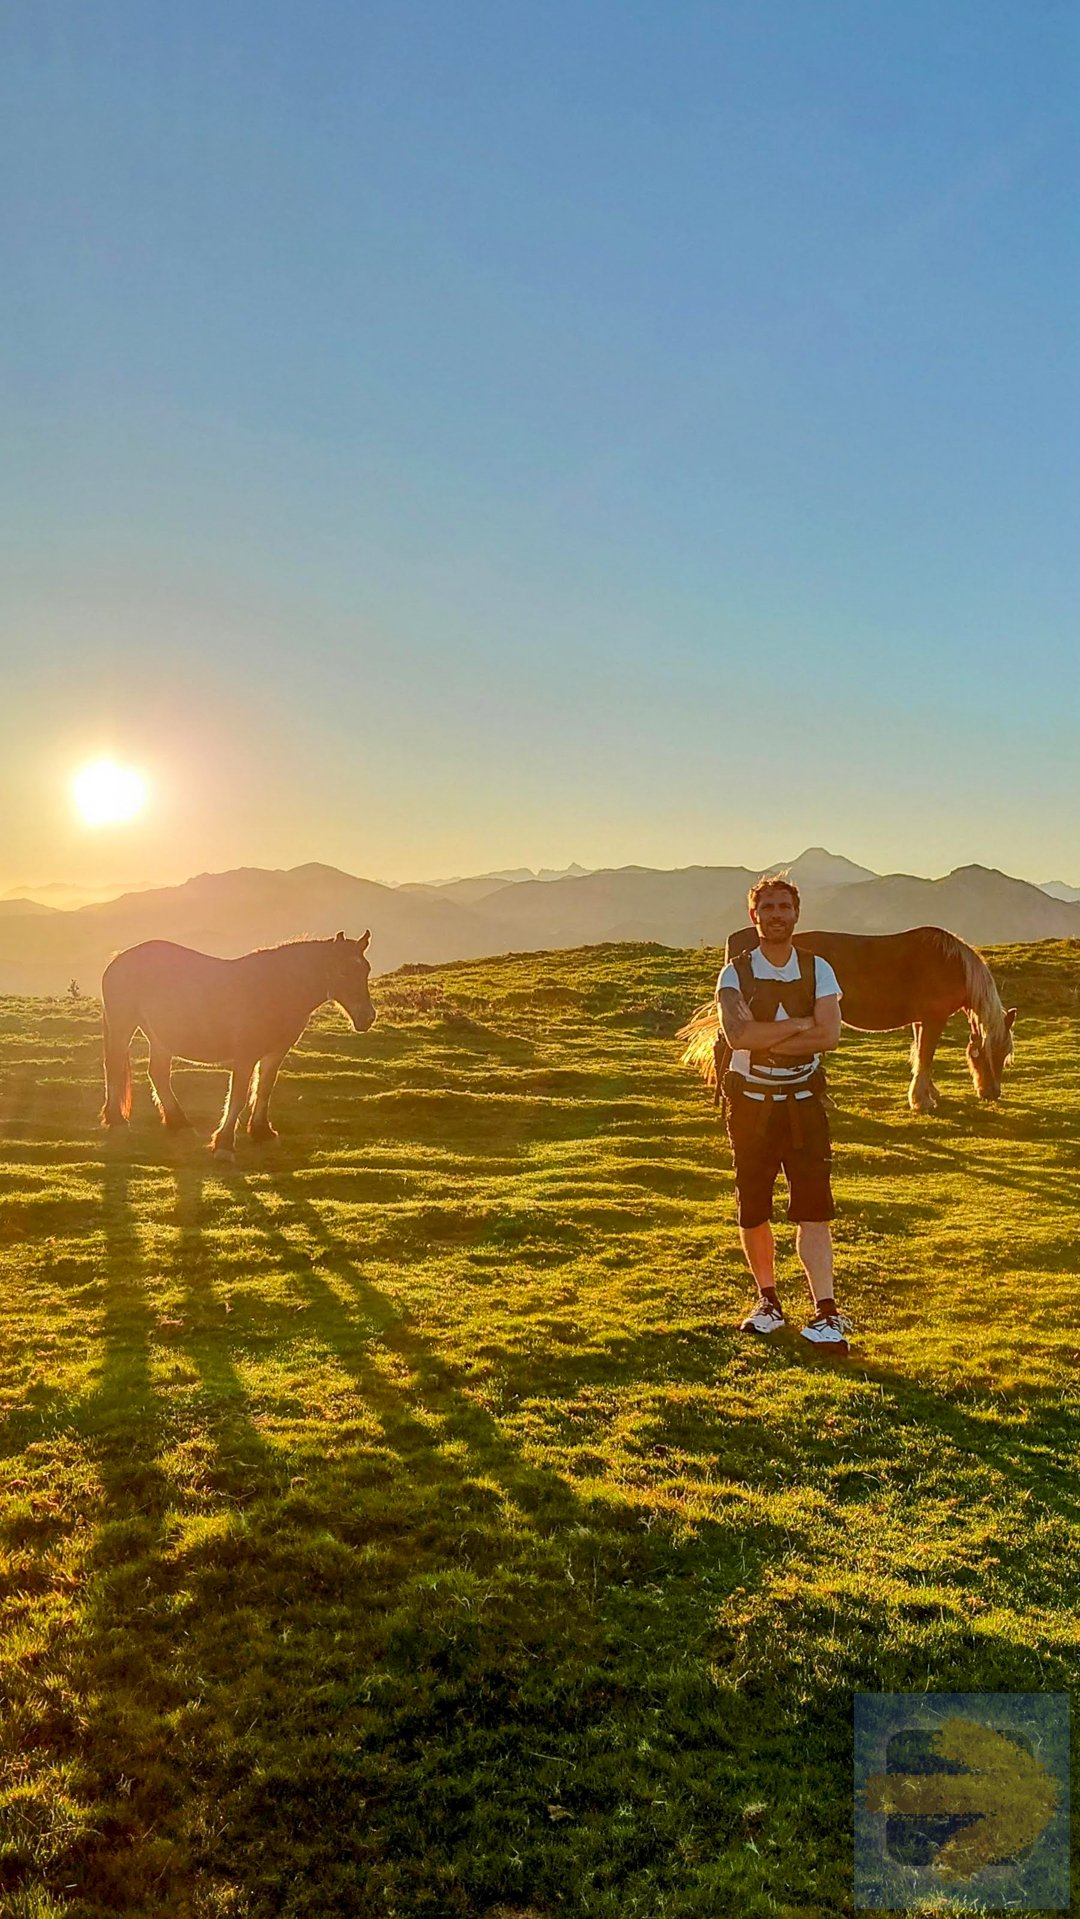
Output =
[
  {"x1": 797, "y1": 949, "x2": 817, "y2": 994},
  {"x1": 732, "y1": 949, "x2": 756, "y2": 1000}
]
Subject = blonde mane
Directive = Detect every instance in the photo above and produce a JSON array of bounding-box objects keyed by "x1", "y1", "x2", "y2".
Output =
[{"x1": 928, "y1": 928, "x2": 1011, "y2": 1057}]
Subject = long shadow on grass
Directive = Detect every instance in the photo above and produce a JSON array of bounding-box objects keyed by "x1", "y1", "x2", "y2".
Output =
[
  {"x1": 235, "y1": 1174, "x2": 1080, "y2": 1916},
  {"x1": 855, "y1": 1357, "x2": 1080, "y2": 1531},
  {"x1": 14, "y1": 1151, "x2": 194, "y2": 1916},
  {"x1": 13, "y1": 1119, "x2": 1073, "y2": 1918},
  {"x1": 218, "y1": 1158, "x2": 1080, "y2": 1541},
  {"x1": 199, "y1": 1165, "x2": 819, "y2": 1917},
  {"x1": 708, "y1": 1320, "x2": 1080, "y2": 1552},
  {"x1": 18, "y1": 1149, "x2": 810, "y2": 1919},
  {"x1": 9, "y1": 1150, "x2": 310, "y2": 1916},
  {"x1": 234, "y1": 1168, "x2": 674, "y2": 1527},
  {"x1": 170, "y1": 1157, "x2": 293, "y2": 1504},
  {"x1": 835, "y1": 1105, "x2": 1080, "y2": 1210}
]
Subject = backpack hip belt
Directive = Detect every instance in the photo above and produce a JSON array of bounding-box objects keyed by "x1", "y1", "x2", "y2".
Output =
[{"x1": 723, "y1": 1065, "x2": 828, "y2": 1143}]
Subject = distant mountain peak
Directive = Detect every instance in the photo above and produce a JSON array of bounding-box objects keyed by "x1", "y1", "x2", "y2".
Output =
[{"x1": 771, "y1": 848, "x2": 879, "y2": 888}]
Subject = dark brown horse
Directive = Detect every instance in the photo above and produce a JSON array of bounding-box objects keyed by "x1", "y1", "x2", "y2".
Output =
[
  {"x1": 101, "y1": 932, "x2": 375, "y2": 1152},
  {"x1": 679, "y1": 926, "x2": 1015, "y2": 1113}
]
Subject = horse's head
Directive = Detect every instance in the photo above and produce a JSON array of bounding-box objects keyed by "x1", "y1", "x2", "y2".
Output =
[
  {"x1": 966, "y1": 1006, "x2": 1016, "y2": 1100},
  {"x1": 327, "y1": 930, "x2": 376, "y2": 1032}
]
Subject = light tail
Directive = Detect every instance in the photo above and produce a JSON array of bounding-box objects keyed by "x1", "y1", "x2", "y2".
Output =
[{"x1": 676, "y1": 1001, "x2": 722, "y2": 1088}]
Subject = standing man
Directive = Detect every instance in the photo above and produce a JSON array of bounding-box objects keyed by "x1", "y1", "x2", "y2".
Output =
[{"x1": 717, "y1": 874, "x2": 850, "y2": 1352}]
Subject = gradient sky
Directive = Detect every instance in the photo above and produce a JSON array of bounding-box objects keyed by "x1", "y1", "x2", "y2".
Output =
[{"x1": 2, "y1": 1, "x2": 1077, "y2": 892}]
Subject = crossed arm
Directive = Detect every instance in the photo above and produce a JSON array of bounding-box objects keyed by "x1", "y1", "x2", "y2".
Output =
[{"x1": 718, "y1": 988, "x2": 842, "y2": 1056}]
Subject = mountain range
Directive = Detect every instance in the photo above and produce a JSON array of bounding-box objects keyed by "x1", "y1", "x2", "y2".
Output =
[{"x1": 1, "y1": 848, "x2": 1079, "y2": 996}]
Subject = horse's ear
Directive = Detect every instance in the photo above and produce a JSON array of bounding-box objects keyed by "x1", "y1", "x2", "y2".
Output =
[
  {"x1": 1005, "y1": 1006, "x2": 1017, "y2": 1029},
  {"x1": 358, "y1": 929, "x2": 371, "y2": 951},
  {"x1": 335, "y1": 930, "x2": 345, "y2": 942}
]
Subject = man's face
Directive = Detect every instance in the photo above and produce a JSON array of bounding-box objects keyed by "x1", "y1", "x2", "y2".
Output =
[{"x1": 751, "y1": 886, "x2": 798, "y2": 942}]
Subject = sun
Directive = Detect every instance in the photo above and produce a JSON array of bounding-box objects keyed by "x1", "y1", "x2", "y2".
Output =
[{"x1": 72, "y1": 759, "x2": 148, "y2": 827}]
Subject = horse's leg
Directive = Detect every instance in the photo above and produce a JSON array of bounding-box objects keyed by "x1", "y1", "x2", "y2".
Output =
[
  {"x1": 101, "y1": 1009, "x2": 136, "y2": 1127},
  {"x1": 148, "y1": 1042, "x2": 193, "y2": 1130},
  {"x1": 247, "y1": 1048, "x2": 287, "y2": 1142},
  {"x1": 210, "y1": 1058, "x2": 257, "y2": 1156},
  {"x1": 909, "y1": 1017, "x2": 947, "y2": 1114}
]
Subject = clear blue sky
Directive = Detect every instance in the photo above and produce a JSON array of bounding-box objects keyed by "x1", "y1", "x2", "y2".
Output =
[{"x1": 1, "y1": 1, "x2": 1077, "y2": 890}]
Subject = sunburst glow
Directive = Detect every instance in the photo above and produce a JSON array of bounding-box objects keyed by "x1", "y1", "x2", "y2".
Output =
[{"x1": 72, "y1": 759, "x2": 148, "y2": 827}]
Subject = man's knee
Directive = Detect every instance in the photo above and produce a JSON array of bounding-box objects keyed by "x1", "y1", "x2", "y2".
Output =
[
  {"x1": 733, "y1": 1158, "x2": 778, "y2": 1230},
  {"x1": 737, "y1": 1201, "x2": 775, "y2": 1230}
]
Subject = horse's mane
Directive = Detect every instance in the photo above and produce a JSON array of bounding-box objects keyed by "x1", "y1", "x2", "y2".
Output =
[
  {"x1": 258, "y1": 935, "x2": 329, "y2": 951},
  {"x1": 926, "y1": 927, "x2": 1011, "y2": 1056}
]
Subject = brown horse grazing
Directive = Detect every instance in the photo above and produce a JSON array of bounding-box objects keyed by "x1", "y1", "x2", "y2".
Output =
[
  {"x1": 679, "y1": 926, "x2": 1015, "y2": 1114},
  {"x1": 100, "y1": 931, "x2": 375, "y2": 1152}
]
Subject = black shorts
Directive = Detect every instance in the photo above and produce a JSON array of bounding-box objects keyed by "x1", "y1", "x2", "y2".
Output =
[{"x1": 726, "y1": 1088, "x2": 834, "y2": 1229}]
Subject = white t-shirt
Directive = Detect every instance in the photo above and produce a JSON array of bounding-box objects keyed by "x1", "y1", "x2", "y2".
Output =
[{"x1": 717, "y1": 948, "x2": 842, "y2": 1094}]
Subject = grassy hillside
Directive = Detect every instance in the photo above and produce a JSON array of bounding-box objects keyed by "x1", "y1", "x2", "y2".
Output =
[{"x1": 0, "y1": 940, "x2": 1077, "y2": 1918}]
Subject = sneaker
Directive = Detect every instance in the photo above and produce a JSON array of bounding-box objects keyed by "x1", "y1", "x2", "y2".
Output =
[
  {"x1": 740, "y1": 1297, "x2": 786, "y2": 1335},
  {"x1": 799, "y1": 1311, "x2": 852, "y2": 1355}
]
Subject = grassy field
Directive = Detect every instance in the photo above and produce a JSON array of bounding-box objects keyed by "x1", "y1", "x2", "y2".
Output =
[{"x1": 0, "y1": 938, "x2": 1078, "y2": 1918}]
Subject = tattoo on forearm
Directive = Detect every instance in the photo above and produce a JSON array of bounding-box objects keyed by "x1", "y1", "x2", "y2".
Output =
[
  {"x1": 719, "y1": 987, "x2": 752, "y2": 1046},
  {"x1": 770, "y1": 1027, "x2": 819, "y2": 1052}
]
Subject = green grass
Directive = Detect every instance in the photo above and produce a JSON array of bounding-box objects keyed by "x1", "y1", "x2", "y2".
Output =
[{"x1": 0, "y1": 939, "x2": 1078, "y2": 1918}]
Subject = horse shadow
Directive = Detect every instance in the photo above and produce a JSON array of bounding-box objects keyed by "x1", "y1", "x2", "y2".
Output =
[
  {"x1": 5, "y1": 1047, "x2": 1077, "y2": 1917},
  {"x1": 9, "y1": 1149, "x2": 808, "y2": 1917}
]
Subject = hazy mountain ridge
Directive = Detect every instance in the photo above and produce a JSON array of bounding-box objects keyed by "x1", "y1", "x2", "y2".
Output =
[
  {"x1": 797, "y1": 864, "x2": 1080, "y2": 946},
  {"x1": 403, "y1": 862, "x2": 591, "y2": 888},
  {"x1": 0, "y1": 852, "x2": 1078, "y2": 995},
  {"x1": 1, "y1": 880, "x2": 157, "y2": 909}
]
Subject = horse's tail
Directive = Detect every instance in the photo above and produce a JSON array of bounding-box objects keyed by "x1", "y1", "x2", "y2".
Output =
[
  {"x1": 100, "y1": 991, "x2": 133, "y2": 1127},
  {"x1": 677, "y1": 1000, "x2": 722, "y2": 1087}
]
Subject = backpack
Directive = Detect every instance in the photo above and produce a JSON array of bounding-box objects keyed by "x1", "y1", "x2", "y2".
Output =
[{"x1": 712, "y1": 946, "x2": 818, "y2": 1107}]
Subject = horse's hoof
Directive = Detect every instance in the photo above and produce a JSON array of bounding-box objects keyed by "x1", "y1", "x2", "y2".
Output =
[
  {"x1": 908, "y1": 1078, "x2": 939, "y2": 1116},
  {"x1": 248, "y1": 1126, "x2": 278, "y2": 1144},
  {"x1": 209, "y1": 1138, "x2": 236, "y2": 1159}
]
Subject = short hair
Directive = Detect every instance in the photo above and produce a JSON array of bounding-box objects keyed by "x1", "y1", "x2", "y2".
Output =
[{"x1": 748, "y1": 872, "x2": 800, "y2": 918}]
